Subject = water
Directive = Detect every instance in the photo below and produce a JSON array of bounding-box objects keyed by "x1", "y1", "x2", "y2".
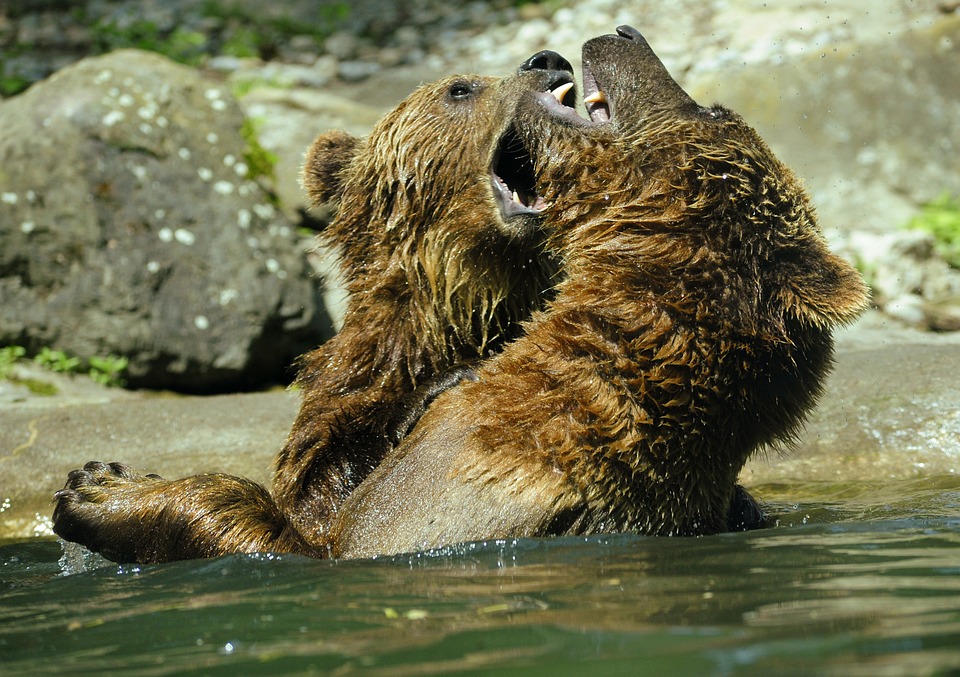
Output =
[{"x1": 2, "y1": 477, "x2": 960, "y2": 676}]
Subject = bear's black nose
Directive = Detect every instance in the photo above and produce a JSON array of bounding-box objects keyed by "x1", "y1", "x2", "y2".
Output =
[
  {"x1": 616, "y1": 25, "x2": 644, "y2": 41},
  {"x1": 519, "y1": 50, "x2": 573, "y2": 74}
]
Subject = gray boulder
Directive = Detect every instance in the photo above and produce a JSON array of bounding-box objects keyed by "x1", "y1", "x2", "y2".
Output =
[
  {"x1": 686, "y1": 15, "x2": 960, "y2": 237},
  {"x1": 238, "y1": 85, "x2": 381, "y2": 222},
  {"x1": 0, "y1": 49, "x2": 333, "y2": 392}
]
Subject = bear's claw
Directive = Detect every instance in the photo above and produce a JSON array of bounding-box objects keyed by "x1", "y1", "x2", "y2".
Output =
[{"x1": 52, "y1": 460, "x2": 164, "y2": 557}]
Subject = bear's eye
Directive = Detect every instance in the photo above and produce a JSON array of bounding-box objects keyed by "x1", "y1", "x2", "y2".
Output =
[
  {"x1": 447, "y1": 80, "x2": 477, "y2": 101},
  {"x1": 699, "y1": 106, "x2": 727, "y2": 120}
]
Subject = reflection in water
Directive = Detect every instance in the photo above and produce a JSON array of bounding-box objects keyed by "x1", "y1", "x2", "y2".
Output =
[{"x1": 1, "y1": 477, "x2": 959, "y2": 675}]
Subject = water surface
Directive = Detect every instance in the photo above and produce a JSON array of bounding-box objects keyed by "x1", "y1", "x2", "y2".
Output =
[{"x1": 2, "y1": 477, "x2": 959, "y2": 676}]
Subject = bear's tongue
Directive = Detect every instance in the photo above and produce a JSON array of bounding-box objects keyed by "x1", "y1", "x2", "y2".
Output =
[{"x1": 492, "y1": 168, "x2": 543, "y2": 216}]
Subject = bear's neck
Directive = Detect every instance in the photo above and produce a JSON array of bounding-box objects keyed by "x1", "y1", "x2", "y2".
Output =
[
  {"x1": 540, "y1": 287, "x2": 756, "y2": 534},
  {"x1": 473, "y1": 223, "x2": 824, "y2": 535}
]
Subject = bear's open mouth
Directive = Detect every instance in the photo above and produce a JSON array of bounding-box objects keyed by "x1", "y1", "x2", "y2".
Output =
[
  {"x1": 492, "y1": 127, "x2": 544, "y2": 218},
  {"x1": 491, "y1": 79, "x2": 575, "y2": 219}
]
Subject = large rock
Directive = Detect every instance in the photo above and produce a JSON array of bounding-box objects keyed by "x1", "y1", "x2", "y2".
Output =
[
  {"x1": 686, "y1": 14, "x2": 960, "y2": 236},
  {"x1": 742, "y1": 313, "x2": 960, "y2": 485},
  {"x1": 238, "y1": 86, "x2": 381, "y2": 222},
  {"x1": 0, "y1": 49, "x2": 333, "y2": 392}
]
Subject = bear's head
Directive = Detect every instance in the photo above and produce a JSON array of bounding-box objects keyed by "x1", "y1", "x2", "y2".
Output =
[
  {"x1": 301, "y1": 56, "x2": 578, "y2": 360},
  {"x1": 513, "y1": 27, "x2": 869, "y2": 474},
  {"x1": 532, "y1": 26, "x2": 868, "y2": 328}
]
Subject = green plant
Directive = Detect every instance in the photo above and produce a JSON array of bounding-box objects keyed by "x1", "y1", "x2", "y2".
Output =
[
  {"x1": 0, "y1": 346, "x2": 58, "y2": 395},
  {"x1": 0, "y1": 73, "x2": 30, "y2": 97},
  {"x1": 906, "y1": 192, "x2": 960, "y2": 268},
  {"x1": 0, "y1": 346, "x2": 26, "y2": 379},
  {"x1": 163, "y1": 28, "x2": 208, "y2": 65},
  {"x1": 2, "y1": 345, "x2": 128, "y2": 389},
  {"x1": 221, "y1": 26, "x2": 262, "y2": 58},
  {"x1": 1, "y1": 43, "x2": 35, "y2": 97},
  {"x1": 230, "y1": 74, "x2": 291, "y2": 99},
  {"x1": 240, "y1": 117, "x2": 278, "y2": 183},
  {"x1": 88, "y1": 355, "x2": 129, "y2": 388},
  {"x1": 34, "y1": 347, "x2": 82, "y2": 373},
  {"x1": 202, "y1": 0, "x2": 351, "y2": 42}
]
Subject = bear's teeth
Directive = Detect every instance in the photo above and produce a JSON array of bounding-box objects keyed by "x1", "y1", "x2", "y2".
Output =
[
  {"x1": 551, "y1": 82, "x2": 574, "y2": 105},
  {"x1": 512, "y1": 190, "x2": 522, "y2": 204},
  {"x1": 584, "y1": 90, "x2": 607, "y2": 105}
]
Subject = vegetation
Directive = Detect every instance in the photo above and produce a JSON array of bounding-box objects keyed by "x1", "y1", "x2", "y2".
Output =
[
  {"x1": 33, "y1": 346, "x2": 81, "y2": 373},
  {"x1": 0, "y1": 346, "x2": 129, "y2": 391},
  {"x1": 1, "y1": 1, "x2": 354, "y2": 96},
  {"x1": 91, "y1": 21, "x2": 209, "y2": 66},
  {"x1": 87, "y1": 3, "x2": 351, "y2": 68},
  {"x1": 0, "y1": 72, "x2": 30, "y2": 97},
  {"x1": 220, "y1": 26, "x2": 263, "y2": 59},
  {"x1": 0, "y1": 346, "x2": 27, "y2": 381},
  {"x1": 0, "y1": 346, "x2": 57, "y2": 395},
  {"x1": 906, "y1": 192, "x2": 960, "y2": 268},
  {"x1": 240, "y1": 117, "x2": 279, "y2": 184},
  {"x1": 88, "y1": 355, "x2": 130, "y2": 387},
  {"x1": 200, "y1": 0, "x2": 351, "y2": 49}
]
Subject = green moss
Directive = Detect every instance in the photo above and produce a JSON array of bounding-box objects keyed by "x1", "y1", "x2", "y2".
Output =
[
  {"x1": 240, "y1": 117, "x2": 278, "y2": 184},
  {"x1": 16, "y1": 378, "x2": 59, "y2": 396},
  {"x1": 906, "y1": 192, "x2": 960, "y2": 268},
  {"x1": 0, "y1": 73, "x2": 30, "y2": 97}
]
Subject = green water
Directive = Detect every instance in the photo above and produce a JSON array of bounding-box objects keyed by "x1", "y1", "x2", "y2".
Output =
[{"x1": 2, "y1": 478, "x2": 960, "y2": 676}]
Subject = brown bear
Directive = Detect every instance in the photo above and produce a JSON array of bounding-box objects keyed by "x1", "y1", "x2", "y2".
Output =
[
  {"x1": 325, "y1": 26, "x2": 869, "y2": 559},
  {"x1": 51, "y1": 52, "x2": 580, "y2": 563}
]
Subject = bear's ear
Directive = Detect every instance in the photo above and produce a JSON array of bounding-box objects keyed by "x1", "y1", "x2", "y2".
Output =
[
  {"x1": 780, "y1": 246, "x2": 870, "y2": 329},
  {"x1": 300, "y1": 130, "x2": 361, "y2": 206}
]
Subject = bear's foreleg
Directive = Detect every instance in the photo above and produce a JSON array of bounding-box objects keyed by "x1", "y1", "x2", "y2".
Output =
[
  {"x1": 53, "y1": 461, "x2": 319, "y2": 564},
  {"x1": 276, "y1": 363, "x2": 480, "y2": 544},
  {"x1": 727, "y1": 484, "x2": 770, "y2": 532},
  {"x1": 385, "y1": 363, "x2": 478, "y2": 445}
]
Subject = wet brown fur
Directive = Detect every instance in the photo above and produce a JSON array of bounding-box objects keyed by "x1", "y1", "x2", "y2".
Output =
[
  {"x1": 52, "y1": 69, "x2": 563, "y2": 562},
  {"x1": 274, "y1": 73, "x2": 560, "y2": 543},
  {"x1": 327, "y1": 29, "x2": 869, "y2": 558}
]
